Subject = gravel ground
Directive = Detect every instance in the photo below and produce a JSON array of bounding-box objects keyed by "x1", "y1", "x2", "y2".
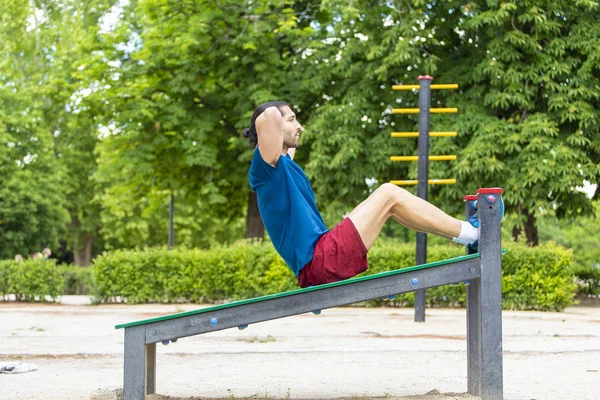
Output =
[{"x1": 0, "y1": 296, "x2": 599, "y2": 400}]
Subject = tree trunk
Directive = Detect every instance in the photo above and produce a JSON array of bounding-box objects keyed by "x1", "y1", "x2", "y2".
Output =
[
  {"x1": 74, "y1": 234, "x2": 93, "y2": 266},
  {"x1": 168, "y1": 194, "x2": 174, "y2": 249},
  {"x1": 512, "y1": 226, "x2": 520, "y2": 242},
  {"x1": 524, "y1": 211, "x2": 539, "y2": 246},
  {"x1": 511, "y1": 207, "x2": 538, "y2": 246},
  {"x1": 245, "y1": 191, "x2": 264, "y2": 240}
]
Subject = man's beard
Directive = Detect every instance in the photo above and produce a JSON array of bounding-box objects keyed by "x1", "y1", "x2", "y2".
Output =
[{"x1": 284, "y1": 132, "x2": 299, "y2": 148}]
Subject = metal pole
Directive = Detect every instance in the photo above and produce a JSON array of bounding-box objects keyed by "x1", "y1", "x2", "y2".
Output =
[
  {"x1": 123, "y1": 326, "x2": 148, "y2": 400},
  {"x1": 478, "y1": 189, "x2": 504, "y2": 399},
  {"x1": 168, "y1": 194, "x2": 174, "y2": 249},
  {"x1": 414, "y1": 75, "x2": 432, "y2": 322},
  {"x1": 465, "y1": 196, "x2": 482, "y2": 396}
]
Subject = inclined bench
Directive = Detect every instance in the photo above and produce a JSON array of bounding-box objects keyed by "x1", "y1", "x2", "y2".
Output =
[{"x1": 116, "y1": 188, "x2": 505, "y2": 400}]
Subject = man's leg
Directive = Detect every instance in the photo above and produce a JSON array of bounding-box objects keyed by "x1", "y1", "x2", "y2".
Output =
[{"x1": 347, "y1": 183, "x2": 463, "y2": 251}]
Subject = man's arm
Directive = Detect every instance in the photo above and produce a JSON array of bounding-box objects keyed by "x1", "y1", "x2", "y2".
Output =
[{"x1": 255, "y1": 107, "x2": 283, "y2": 167}]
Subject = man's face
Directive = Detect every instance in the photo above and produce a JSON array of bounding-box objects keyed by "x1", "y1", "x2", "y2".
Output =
[{"x1": 279, "y1": 106, "x2": 303, "y2": 148}]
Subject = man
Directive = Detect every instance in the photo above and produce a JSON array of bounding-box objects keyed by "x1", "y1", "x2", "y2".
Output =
[
  {"x1": 42, "y1": 248, "x2": 51, "y2": 260},
  {"x1": 244, "y1": 101, "x2": 490, "y2": 288}
]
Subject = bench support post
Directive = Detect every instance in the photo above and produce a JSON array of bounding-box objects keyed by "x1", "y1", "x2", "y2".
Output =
[
  {"x1": 466, "y1": 281, "x2": 482, "y2": 395},
  {"x1": 146, "y1": 342, "x2": 156, "y2": 394},
  {"x1": 478, "y1": 190, "x2": 504, "y2": 400},
  {"x1": 124, "y1": 325, "x2": 154, "y2": 400},
  {"x1": 465, "y1": 199, "x2": 482, "y2": 396}
]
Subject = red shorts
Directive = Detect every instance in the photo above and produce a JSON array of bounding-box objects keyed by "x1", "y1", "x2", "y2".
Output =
[{"x1": 297, "y1": 218, "x2": 368, "y2": 288}]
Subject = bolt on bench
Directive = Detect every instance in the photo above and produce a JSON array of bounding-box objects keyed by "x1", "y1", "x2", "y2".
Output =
[{"x1": 116, "y1": 188, "x2": 504, "y2": 400}]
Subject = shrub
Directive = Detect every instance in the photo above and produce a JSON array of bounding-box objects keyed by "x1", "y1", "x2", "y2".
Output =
[
  {"x1": 92, "y1": 242, "x2": 296, "y2": 304},
  {"x1": 0, "y1": 261, "x2": 92, "y2": 301},
  {"x1": 500, "y1": 242, "x2": 575, "y2": 311},
  {"x1": 0, "y1": 260, "x2": 14, "y2": 300},
  {"x1": 0, "y1": 259, "x2": 63, "y2": 301},
  {"x1": 0, "y1": 239, "x2": 577, "y2": 311},
  {"x1": 91, "y1": 240, "x2": 576, "y2": 311},
  {"x1": 59, "y1": 265, "x2": 94, "y2": 295},
  {"x1": 574, "y1": 265, "x2": 600, "y2": 296}
]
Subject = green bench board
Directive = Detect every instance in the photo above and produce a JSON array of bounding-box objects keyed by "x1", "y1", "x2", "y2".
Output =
[{"x1": 116, "y1": 252, "x2": 482, "y2": 330}]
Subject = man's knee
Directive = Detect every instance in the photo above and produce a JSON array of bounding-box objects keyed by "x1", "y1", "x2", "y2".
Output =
[
  {"x1": 373, "y1": 183, "x2": 411, "y2": 212},
  {"x1": 377, "y1": 183, "x2": 410, "y2": 202}
]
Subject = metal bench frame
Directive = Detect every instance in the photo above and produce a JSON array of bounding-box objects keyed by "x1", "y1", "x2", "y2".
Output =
[{"x1": 117, "y1": 189, "x2": 504, "y2": 400}]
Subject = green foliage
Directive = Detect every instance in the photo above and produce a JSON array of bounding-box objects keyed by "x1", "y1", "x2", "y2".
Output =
[
  {"x1": 0, "y1": 169, "x2": 69, "y2": 259},
  {"x1": 2, "y1": 0, "x2": 599, "y2": 260},
  {"x1": 0, "y1": 260, "x2": 93, "y2": 299},
  {"x1": 538, "y1": 202, "x2": 600, "y2": 296},
  {"x1": 92, "y1": 0, "x2": 310, "y2": 249},
  {"x1": 0, "y1": 259, "x2": 63, "y2": 301},
  {"x1": 0, "y1": 239, "x2": 578, "y2": 311},
  {"x1": 574, "y1": 266, "x2": 600, "y2": 296},
  {"x1": 59, "y1": 265, "x2": 94, "y2": 295},
  {"x1": 0, "y1": 260, "x2": 13, "y2": 298},
  {"x1": 500, "y1": 242, "x2": 576, "y2": 311},
  {"x1": 362, "y1": 241, "x2": 465, "y2": 308},
  {"x1": 92, "y1": 242, "x2": 296, "y2": 303},
  {"x1": 363, "y1": 241, "x2": 576, "y2": 311},
  {"x1": 538, "y1": 202, "x2": 600, "y2": 270},
  {"x1": 0, "y1": 0, "x2": 117, "y2": 262},
  {"x1": 0, "y1": 0, "x2": 71, "y2": 258},
  {"x1": 91, "y1": 240, "x2": 575, "y2": 311},
  {"x1": 439, "y1": 0, "x2": 600, "y2": 238}
]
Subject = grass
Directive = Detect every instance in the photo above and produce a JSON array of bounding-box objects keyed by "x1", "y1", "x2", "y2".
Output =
[
  {"x1": 237, "y1": 335, "x2": 276, "y2": 343},
  {"x1": 226, "y1": 387, "x2": 291, "y2": 400},
  {"x1": 28, "y1": 326, "x2": 45, "y2": 332}
]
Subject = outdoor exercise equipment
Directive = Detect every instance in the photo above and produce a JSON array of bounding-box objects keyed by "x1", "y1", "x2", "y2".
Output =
[
  {"x1": 116, "y1": 188, "x2": 504, "y2": 400},
  {"x1": 390, "y1": 75, "x2": 459, "y2": 322}
]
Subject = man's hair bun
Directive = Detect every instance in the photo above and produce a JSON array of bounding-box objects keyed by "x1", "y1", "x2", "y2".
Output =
[{"x1": 241, "y1": 101, "x2": 290, "y2": 150}]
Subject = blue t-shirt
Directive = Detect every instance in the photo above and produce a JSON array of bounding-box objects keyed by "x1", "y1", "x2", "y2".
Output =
[{"x1": 248, "y1": 148, "x2": 328, "y2": 276}]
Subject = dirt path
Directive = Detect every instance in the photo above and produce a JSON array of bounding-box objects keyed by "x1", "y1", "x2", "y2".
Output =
[{"x1": 1, "y1": 297, "x2": 599, "y2": 400}]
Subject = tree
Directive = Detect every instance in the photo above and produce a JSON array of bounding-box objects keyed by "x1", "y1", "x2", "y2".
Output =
[
  {"x1": 0, "y1": 0, "x2": 129, "y2": 264},
  {"x1": 431, "y1": 0, "x2": 600, "y2": 245},
  {"x1": 3, "y1": 0, "x2": 598, "y2": 257},
  {"x1": 287, "y1": 1, "x2": 436, "y2": 228},
  {"x1": 91, "y1": 0, "x2": 314, "y2": 247},
  {"x1": 538, "y1": 202, "x2": 600, "y2": 270},
  {"x1": 0, "y1": 0, "x2": 70, "y2": 259},
  {"x1": 287, "y1": 0, "x2": 600, "y2": 246}
]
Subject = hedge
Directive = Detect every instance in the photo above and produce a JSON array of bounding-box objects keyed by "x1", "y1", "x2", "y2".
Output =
[
  {"x1": 91, "y1": 242, "x2": 297, "y2": 304},
  {"x1": 90, "y1": 240, "x2": 577, "y2": 311},
  {"x1": 574, "y1": 265, "x2": 600, "y2": 296},
  {"x1": 60, "y1": 265, "x2": 94, "y2": 295},
  {"x1": 0, "y1": 260, "x2": 94, "y2": 301},
  {"x1": 0, "y1": 240, "x2": 580, "y2": 311},
  {"x1": 0, "y1": 259, "x2": 64, "y2": 301}
]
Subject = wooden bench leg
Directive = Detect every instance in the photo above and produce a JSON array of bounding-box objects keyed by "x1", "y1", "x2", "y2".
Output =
[{"x1": 124, "y1": 326, "x2": 148, "y2": 400}]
